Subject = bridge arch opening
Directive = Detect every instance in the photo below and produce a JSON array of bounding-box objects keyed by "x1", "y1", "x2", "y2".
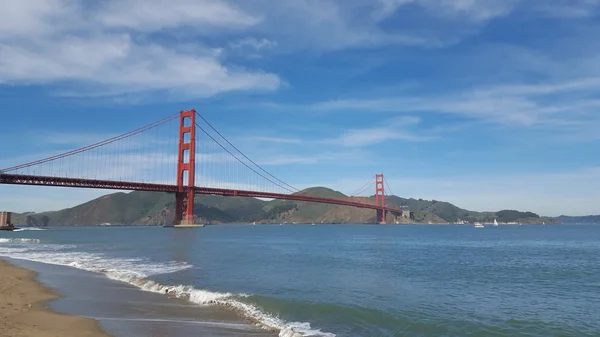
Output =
[
  {"x1": 182, "y1": 149, "x2": 190, "y2": 164},
  {"x1": 183, "y1": 116, "x2": 192, "y2": 128}
]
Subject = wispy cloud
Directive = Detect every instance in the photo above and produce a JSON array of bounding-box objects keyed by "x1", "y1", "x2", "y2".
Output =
[
  {"x1": 534, "y1": 0, "x2": 600, "y2": 18},
  {"x1": 376, "y1": 0, "x2": 517, "y2": 22},
  {"x1": 298, "y1": 166, "x2": 600, "y2": 216},
  {"x1": 96, "y1": 0, "x2": 260, "y2": 31},
  {"x1": 4, "y1": 0, "x2": 597, "y2": 100},
  {"x1": 248, "y1": 136, "x2": 303, "y2": 144},
  {"x1": 384, "y1": 166, "x2": 600, "y2": 216},
  {"x1": 35, "y1": 131, "x2": 118, "y2": 146},
  {"x1": 258, "y1": 151, "x2": 366, "y2": 165},
  {"x1": 310, "y1": 75, "x2": 600, "y2": 137},
  {"x1": 325, "y1": 116, "x2": 433, "y2": 147},
  {"x1": 229, "y1": 37, "x2": 277, "y2": 51}
]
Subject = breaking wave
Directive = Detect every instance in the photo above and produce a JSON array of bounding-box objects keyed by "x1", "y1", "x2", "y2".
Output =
[
  {"x1": 0, "y1": 238, "x2": 41, "y2": 243},
  {"x1": 0, "y1": 243, "x2": 335, "y2": 337},
  {"x1": 104, "y1": 271, "x2": 335, "y2": 337}
]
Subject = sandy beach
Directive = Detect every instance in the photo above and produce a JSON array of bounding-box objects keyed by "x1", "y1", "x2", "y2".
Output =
[{"x1": 0, "y1": 259, "x2": 111, "y2": 337}]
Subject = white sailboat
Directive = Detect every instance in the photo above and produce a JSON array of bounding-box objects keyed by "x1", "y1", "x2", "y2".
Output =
[{"x1": 493, "y1": 219, "x2": 499, "y2": 226}]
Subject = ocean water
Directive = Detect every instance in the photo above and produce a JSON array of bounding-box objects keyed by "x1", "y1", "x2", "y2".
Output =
[{"x1": 1, "y1": 224, "x2": 600, "y2": 337}]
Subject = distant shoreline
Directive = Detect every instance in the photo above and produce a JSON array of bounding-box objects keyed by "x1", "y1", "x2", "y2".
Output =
[{"x1": 11, "y1": 222, "x2": 585, "y2": 229}]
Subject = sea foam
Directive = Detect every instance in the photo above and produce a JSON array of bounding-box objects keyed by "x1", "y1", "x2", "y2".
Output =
[
  {"x1": 0, "y1": 238, "x2": 41, "y2": 243},
  {"x1": 0, "y1": 242, "x2": 335, "y2": 337},
  {"x1": 13, "y1": 227, "x2": 46, "y2": 231}
]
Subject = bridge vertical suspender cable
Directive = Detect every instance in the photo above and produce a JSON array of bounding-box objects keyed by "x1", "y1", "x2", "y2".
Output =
[
  {"x1": 0, "y1": 109, "x2": 408, "y2": 226},
  {"x1": 195, "y1": 112, "x2": 299, "y2": 193},
  {"x1": 194, "y1": 121, "x2": 298, "y2": 194},
  {"x1": 384, "y1": 179, "x2": 395, "y2": 199},
  {"x1": 0, "y1": 112, "x2": 180, "y2": 174},
  {"x1": 349, "y1": 175, "x2": 375, "y2": 197}
]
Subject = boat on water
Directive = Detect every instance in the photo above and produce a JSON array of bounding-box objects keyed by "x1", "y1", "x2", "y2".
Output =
[
  {"x1": 474, "y1": 222, "x2": 484, "y2": 228},
  {"x1": 493, "y1": 219, "x2": 499, "y2": 226}
]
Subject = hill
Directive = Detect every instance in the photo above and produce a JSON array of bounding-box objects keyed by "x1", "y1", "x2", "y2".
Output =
[
  {"x1": 10, "y1": 187, "x2": 558, "y2": 226},
  {"x1": 556, "y1": 215, "x2": 600, "y2": 224}
]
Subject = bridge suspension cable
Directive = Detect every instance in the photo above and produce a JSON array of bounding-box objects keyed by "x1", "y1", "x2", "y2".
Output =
[
  {"x1": 349, "y1": 175, "x2": 375, "y2": 197},
  {"x1": 0, "y1": 108, "x2": 405, "y2": 225},
  {"x1": 384, "y1": 179, "x2": 395, "y2": 198},
  {"x1": 194, "y1": 121, "x2": 297, "y2": 194},
  {"x1": 195, "y1": 112, "x2": 299, "y2": 193},
  {"x1": 0, "y1": 112, "x2": 180, "y2": 174}
]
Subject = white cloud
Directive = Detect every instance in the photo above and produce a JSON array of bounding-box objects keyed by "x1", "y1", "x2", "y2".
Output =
[
  {"x1": 4, "y1": 0, "x2": 597, "y2": 99},
  {"x1": 328, "y1": 116, "x2": 432, "y2": 147},
  {"x1": 377, "y1": 0, "x2": 518, "y2": 22},
  {"x1": 0, "y1": 1, "x2": 279, "y2": 98},
  {"x1": 230, "y1": 38, "x2": 278, "y2": 51},
  {"x1": 224, "y1": 1, "x2": 462, "y2": 52},
  {"x1": 96, "y1": 0, "x2": 260, "y2": 31},
  {"x1": 0, "y1": 0, "x2": 78, "y2": 38},
  {"x1": 310, "y1": 75, "x2": 600, "y2": 137},
  {"x1": 535, "y1": 0, "x2": 600, "y2": 18},
  {"x1": 0, "y1": 34, "x2": 279, "y2": 97},
  {"x1": 228, "y1": 37, "x2": 279, "y2": 58},
  {"x1": 378, "y1": 0, "x2": 600, "y2": 22}
]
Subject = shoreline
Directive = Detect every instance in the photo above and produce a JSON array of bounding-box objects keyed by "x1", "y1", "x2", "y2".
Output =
[
  {"x1": 1, "y1": 257, "x2": 278, "y2": 337},
  {"x1": 0, "y1": 258, "x2": 111, "y2": 337}
]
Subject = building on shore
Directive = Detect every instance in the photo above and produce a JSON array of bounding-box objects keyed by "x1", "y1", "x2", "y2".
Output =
[{"x1": 0, "y1": 211, "x2": 13, "y2": 229}]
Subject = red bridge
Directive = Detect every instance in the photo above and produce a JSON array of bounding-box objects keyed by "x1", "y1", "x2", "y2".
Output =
[{"x1": 0, "y1": 110, "x2": 404, "y2": 225}]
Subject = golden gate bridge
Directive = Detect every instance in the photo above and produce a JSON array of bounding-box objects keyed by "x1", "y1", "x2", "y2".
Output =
[{"x1": 0, "y1": 109, "x2": 403, "y2": 225}]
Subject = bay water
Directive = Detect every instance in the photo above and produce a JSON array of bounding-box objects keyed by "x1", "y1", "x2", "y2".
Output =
[{"x1": 1, "y1": 224, "x2": 599, "y2": 336}]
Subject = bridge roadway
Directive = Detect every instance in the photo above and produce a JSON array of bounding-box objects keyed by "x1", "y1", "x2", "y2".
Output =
[{"x1": 0, "y1": 174, "x2": 404, "y2": 214}]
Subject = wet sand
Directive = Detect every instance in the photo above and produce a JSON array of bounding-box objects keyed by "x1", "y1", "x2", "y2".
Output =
[
  {"x1": 0, "y1": 259, "x2": 111, "y2": 337},
  {"x1": 4, "y1": 258, "x2": 276, "y2": 337}
]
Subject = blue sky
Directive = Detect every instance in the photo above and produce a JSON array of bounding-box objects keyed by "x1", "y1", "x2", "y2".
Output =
[{"x1": 1, "y1": 0, "x2": 600, "y2": 216}]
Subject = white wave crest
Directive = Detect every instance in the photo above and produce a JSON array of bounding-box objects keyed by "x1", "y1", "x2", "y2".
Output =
[
  {"x1": 13, "y1": 227, "x2": 46, "y2": 231},
  {"x1": 101, "y1": 270, "x2": 335, "y2": 337},
  {"x1": 0, "y1": 238, "x2": 41, "y2": 243},
  {"x1": 0, "y1": 243, "x2": 335, "y2": 337},
  {"x1": 280, "y1": 322, "x2": 336, "y2": 337}
]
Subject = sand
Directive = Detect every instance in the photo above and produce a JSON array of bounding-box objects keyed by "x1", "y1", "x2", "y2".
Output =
[{"x1": 0, "y1": 259, "x2": 111, "y2": 337}]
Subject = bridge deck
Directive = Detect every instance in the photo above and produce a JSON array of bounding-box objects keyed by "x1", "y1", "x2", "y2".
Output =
[{"x1": 0, "y1": 174, "x2": 404, "y2": 214}]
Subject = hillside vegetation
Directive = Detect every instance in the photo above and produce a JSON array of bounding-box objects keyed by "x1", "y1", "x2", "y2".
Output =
[
  {"x1": 557, "y1": 215, "x2": 600, "y2": 224},
  {"x1": 11, "y1": 187, "x2": 557, "y2": 226}
]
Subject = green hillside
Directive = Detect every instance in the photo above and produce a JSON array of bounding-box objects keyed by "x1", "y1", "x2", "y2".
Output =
[
  {"x1": 10, "y1": 187, "x2": 558, "y2": 226},
  {"x1": 293, "y1": 187, "x2": 347, "y2": 199}
]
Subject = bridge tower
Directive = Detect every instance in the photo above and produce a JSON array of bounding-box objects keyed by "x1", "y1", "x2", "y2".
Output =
[
  {"x1": 375, "y1": 174, "x2": 385, "y2": 224},
  {"x1": 174, "y1": 109, "x2": 197, "y2": 226}
]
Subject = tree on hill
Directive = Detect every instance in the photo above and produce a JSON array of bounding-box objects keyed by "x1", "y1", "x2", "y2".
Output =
[{"x1": 496, "y1": 210, "x2": 539, "y2": 222}]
